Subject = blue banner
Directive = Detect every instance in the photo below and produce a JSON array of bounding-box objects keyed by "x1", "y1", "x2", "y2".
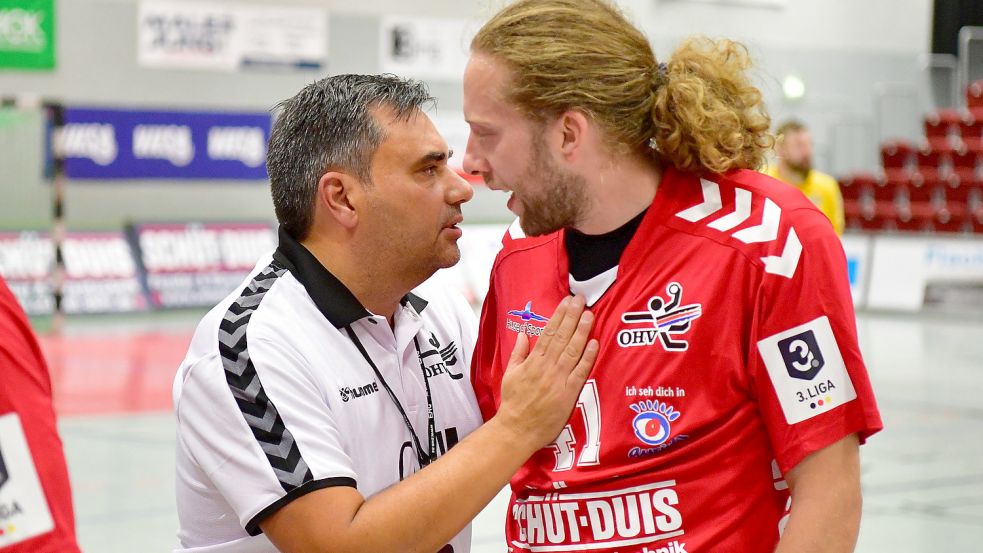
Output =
[{"x1": 57, "y1": 107, "x2": 271, "y2": 180}]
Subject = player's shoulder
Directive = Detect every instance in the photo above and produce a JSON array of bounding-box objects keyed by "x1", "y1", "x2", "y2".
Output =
[
  {"x1": 665, "y1": 168, "x2": 836, "y2": 279},
  {"x1": 722, "y1": 168, "x2": 821, "y2": 210},
  {"x1": 493, "y1": 218, "x2": 562, "y2": 267}
]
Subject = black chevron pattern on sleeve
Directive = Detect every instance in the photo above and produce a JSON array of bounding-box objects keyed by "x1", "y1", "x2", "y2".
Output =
[{"x1": 218, "y1": 261, "x2": 313, "y2": 493}]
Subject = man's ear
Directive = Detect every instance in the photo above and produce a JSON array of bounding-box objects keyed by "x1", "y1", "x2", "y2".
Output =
[
  {"x1": 316, "y1": 171, "x2": 363, "y2": 230},
  {"x1": 555, "y1": 110, "x2": 590, "y2": 161},
  {"x1": 774, "y1": 133, "x2": 789, "y2": 155}
]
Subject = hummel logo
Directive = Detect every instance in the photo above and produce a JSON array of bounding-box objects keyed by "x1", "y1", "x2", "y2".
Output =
[
  {"x1": 675, "y1": 179, "x2": 803, "y2": 279},
  {"x1": 340, "y1": 381, "x2": 380, "y2": 402}
]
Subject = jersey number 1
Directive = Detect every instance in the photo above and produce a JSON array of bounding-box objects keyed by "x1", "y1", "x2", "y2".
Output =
[{"x1": 549, "y1": 379, "x2": 601, "y2": 472}]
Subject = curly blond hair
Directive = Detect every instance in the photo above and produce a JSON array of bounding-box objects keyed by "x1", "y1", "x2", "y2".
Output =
[{"x1": 471, "y1": 0, "x2": 773, "y2": 173}]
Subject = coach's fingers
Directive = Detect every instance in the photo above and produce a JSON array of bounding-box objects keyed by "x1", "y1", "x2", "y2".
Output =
[
  {"x1": 506, "y1": 331, "x2": 530, "y2": 370},
  {"x1": 529, "y1": 296, "x2": 570, "y2": 355},
  {"x1": 560, "y1": 310, "x2": 594, "y2": 366},
  {"x1": 543, "y1": 295, "x2": 586, "y2": 361},
  {"x1": 567, "y1": 339, "x2": 599, "y2": 388}
]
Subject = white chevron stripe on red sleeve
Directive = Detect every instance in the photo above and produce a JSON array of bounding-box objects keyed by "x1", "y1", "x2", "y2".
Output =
[
  {"x1": 708, "y1": 187, "x2": 753, "y2": 231},
  {"x1": 673, "y1": 179, "x2": 803, "y2": 279},
  {"x1": 732, "y1": 198, "x2": 781, "y2": 244},
  {"x1": 761, "y1": 228, "x2": 802, "y2": 278},
  {"x1": 675, "y1": 179, "x2": 723, "y2": 222}
]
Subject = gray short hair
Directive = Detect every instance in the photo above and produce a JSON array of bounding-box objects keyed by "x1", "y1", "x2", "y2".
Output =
[{"x1": 266, "y1": 74, "x2": 435, "y2": 240}]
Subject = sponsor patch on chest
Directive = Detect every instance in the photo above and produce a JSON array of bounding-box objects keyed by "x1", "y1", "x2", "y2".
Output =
[
  {"x1": 509, "y1": 480, "x2": 685, "y2": 551},
  {"x1": 756, "y1": 316, "x2": 857, "y2": 424},
  {"x1": 627, "y1": 400, "x2": 689, "y2": 458},
  {"x1": 617, "y1": 283, "x2": 701, "y2": 351},
  {"x1": 505, "y1": 301, "x2": 549, "y2": 336}
]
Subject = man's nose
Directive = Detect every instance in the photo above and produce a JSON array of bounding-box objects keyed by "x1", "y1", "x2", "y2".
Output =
[
  {"x1": 462, "y1": 134, "x2": 487, "y2": 176},
  {"x1": 447, "y1": 169, "x2": 474, "y2": 205}
]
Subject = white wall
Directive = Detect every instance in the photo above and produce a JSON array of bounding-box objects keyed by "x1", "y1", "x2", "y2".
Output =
[
  {"x1": 0, "y1": 0, "x2": 936, "y2": 229},
  {"x1": 99, "y1": 0, "x2": 933, "y2": 55},
  {"x1": 619, "y1": 0, "x2": 932, "y2": 54}
]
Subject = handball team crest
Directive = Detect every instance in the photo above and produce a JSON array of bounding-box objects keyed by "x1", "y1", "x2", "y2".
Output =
[{"x1": 617, "y1": 282, "x2": 702, "y2": 350}]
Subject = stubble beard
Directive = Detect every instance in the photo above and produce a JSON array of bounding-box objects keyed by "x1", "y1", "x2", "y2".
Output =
[
  {"x1": 516, "y1": 141, "x2": 589, "y2": 237},
  {"x1": 784, "y1": 157, "x2": 812, "y2": 179}
]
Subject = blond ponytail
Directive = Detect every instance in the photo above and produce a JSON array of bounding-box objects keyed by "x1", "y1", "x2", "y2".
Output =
[
  {"x1": 471, "y1": 0, "x2": 773, "y2": 174},
  {"x1": 650, "y1": 37, "x2": 773, "y2": 173}
]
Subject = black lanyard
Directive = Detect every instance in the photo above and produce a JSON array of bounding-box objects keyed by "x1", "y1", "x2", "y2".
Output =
[{"x1": 343, "y1": 325, "x2": 436, "y2": 469}]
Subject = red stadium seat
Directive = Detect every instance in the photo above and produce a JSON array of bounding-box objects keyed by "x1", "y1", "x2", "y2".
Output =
[
  {"x1": 905, "y1": 181, "x2": 937, "y2": 205},
  {"x1": 894, "y1": 212, "x2": 930, "y2": 232},
  {"x1": 871, "y1": 179, "x2": 901, "y2": 206},
  {"x1": 880, "y1": 140, "x2": 916, "y2": 173},
  {"x1": 924, "y1": 109, "x2": 962, "y2": 149},
  {"x1": 959, "y1": 114, "x2": 983, "y2": 150},
  {"x1": 932, "y1": 211, "x2": 967, "y2": 233},
  {"x1": 844, "y1": 199, "x2": 865, "y2": 220},
  {"x1": 844, "y1": 175, "x2": 892, "y2": 232},
  {"x1": 839, "y1": 172, "x2": 877, "y2": 202},
  {"x1": 840, "y1": 172, "x2": 880, "y2": 188},
  {"x1": 970, "y1": 211, "x2": 983, "y2": 233},
  {"x1": 839, "y1": 183, "x2": 864, "y2": 204},
  {"x1": 916, "y1": 145, "x2": 960, "y2": 180},
  {"x1": 844, "y1": 216, "x2": 864, "y2": 232},
  {"x1": 858, "y1": 213, "x2": 889, "y2": 231},
  {"x1": 896, "y1": 176, "x2": 939, "y2": 229},
  {"x1": 951, "y1": 148, "x2": 979, "y2": 182},
  {"x1": 968, "y1": 80, "x2": 983, "y2": 109},
  {"x1": 942, "y1": 181, "x2": 982, "y2": 216}
]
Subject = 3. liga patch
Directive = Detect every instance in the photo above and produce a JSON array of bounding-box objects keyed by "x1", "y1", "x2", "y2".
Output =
[
  {"x1": 0, "y1": 413, "x2": 55, "y2": 547},
  {"x1": 757, "y1": 316, "x2": 857, "y2": 424}
]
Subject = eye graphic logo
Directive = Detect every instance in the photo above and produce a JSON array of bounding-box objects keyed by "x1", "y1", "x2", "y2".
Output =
[
  {"x1": 778, "y1": 330, "x2": 825, "y2": 380},
  {"x1": 629, "y1": 400, "x2": 682, "y2": 446}
]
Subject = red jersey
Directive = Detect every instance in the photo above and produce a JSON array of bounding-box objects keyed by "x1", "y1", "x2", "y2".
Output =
[
  {"x1": 0, "y1": 277, "x2": 80, "y2": 553},
  {"x1": 472, "y1": 167, "x2": 882, "y2": 553}
]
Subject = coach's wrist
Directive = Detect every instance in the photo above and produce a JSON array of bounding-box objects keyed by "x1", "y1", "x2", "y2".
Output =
[{"x1": 485, "y1": 412, "x2": 546, "y2": 460}]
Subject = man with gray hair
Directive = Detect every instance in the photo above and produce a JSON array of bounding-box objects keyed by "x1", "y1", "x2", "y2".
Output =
[{"x1": 172, "y1": 74, "x2": 598, "y2": 553}]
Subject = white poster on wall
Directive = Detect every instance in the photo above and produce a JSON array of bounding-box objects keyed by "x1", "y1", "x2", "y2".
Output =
[
  {"x1": 924, "y1": 241, "x2": 983, "y2": 282},
  {"x1": 379, "y1": 16, "x2": 475, "y2": 81},
  {"x1": 138, "y1": 2, "x2": 327, "y2": 72},
  {"x1": 866, "y1": 235, "x2": 983, "y2": 312},
  {"x1": 236, "y1": 6, "x2": 327, "y2": 70},
  {"x1": 866, "y1": 236, "x2": 928, "y2": 312},
  {"x1": 839, "y1": 234, "x2": 871, "y2": 308},
  {"x1": 671, "y1": 0, "x2": 786, "y2": 7}
]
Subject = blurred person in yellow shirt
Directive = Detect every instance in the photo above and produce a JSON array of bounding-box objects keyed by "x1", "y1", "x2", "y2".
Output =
[{"x1": 766, "y1": 119, "x2": 845, "y2": 235}]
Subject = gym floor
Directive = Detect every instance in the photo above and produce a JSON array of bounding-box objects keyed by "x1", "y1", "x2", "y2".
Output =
[{"x1": 46, "y1": 309, "x2": 983, "y2": 552}]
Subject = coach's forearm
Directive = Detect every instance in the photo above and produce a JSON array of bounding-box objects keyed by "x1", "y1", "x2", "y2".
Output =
[
  {"x1": 264, "y1": 297, "x2": 597, "y2": 553},
  {"x1": 348, "y1": 415, "x2": 538, "y2": 552},
  {"x1": 263, "y1": 415, "x2": 540, "y2": 553}
]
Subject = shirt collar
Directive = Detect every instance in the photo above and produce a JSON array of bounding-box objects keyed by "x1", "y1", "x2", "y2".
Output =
[{"x1": 272, "y1": 226, "x2": 428, "y2": 328}]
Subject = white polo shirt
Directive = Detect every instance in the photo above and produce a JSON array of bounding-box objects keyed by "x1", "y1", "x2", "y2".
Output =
[{"x1": 173, "y1": 229, "x2": 482, "y2": 552}]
